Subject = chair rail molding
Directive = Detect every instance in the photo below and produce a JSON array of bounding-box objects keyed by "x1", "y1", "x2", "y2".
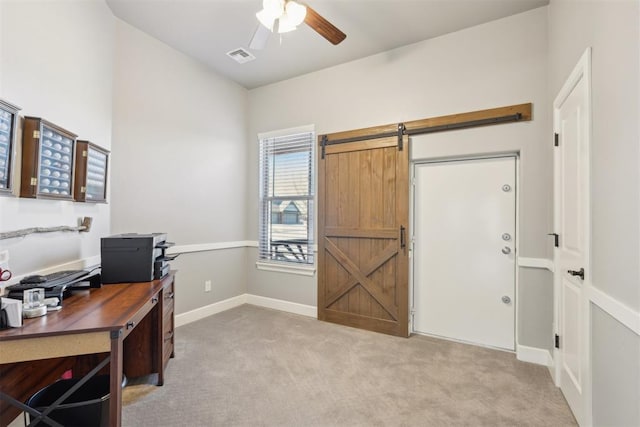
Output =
[
  {"x1": 518, "y1": 257, "x2": 554, "y2": 272},
  {"x1": 168, "y1": 240, "x2": 258, "y2": 255}
]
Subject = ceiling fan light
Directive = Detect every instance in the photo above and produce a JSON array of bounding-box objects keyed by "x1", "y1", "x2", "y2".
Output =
[
  {"x1": 285, "y1": 1, "x2": 307, "y2": 27},
  {"x1": 277, "y1": 14, "x2": 297, "y2": 33},
  {"x1": 256, "y1": 9, "x2": 276, "y2": 31},
  {"x1": 263, "y1": 0, "x2": 284, "y2": 17}
]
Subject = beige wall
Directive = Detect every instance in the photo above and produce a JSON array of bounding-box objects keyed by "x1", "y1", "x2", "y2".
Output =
[
  {"x1": 110, "y1": 20, "x2": 249, "y2": 314},
  {"x1": 0, "y1": 1, "x2": 114, "y2": 278},
  {"x1": 548, "y1": 0, "x2": 640, "y2": 424},
  {"x1": 550, "y1": 0, "x2": 639, "y2": 311},
  {"x1": 3, "y1": 12, "x2": 637, "y2": 425},
  {"x1": 247, "y1": 7, "x2": 552, "y2": 349}
]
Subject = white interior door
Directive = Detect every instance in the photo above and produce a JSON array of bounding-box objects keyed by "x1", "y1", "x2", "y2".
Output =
[
  {"x1": 413, "y1": 156, "x2": 516, "y2": 350},
  {"x1": 554, "y1": 48, "x2": 591, "y2": 426}
]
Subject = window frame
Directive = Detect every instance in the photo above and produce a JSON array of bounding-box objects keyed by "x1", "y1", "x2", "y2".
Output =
[{"x1": 256, "y1": 125, "x2": 316, "y2": 276}]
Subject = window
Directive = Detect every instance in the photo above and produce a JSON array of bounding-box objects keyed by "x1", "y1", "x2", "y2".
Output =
[{"x1": 258, "y1": 127, "x2": 315, "y2": 268}]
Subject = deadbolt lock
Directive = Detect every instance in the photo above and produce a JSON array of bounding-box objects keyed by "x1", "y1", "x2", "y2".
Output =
[
  {"x1": 502, "y1": 184, "x2": 512, "y2": 192},
  {"x1": 502, "y1": 233, "x2": 511, "y2": 241},
  {"x1": 501, "y1": 296, "x2": 511, "y2": 304}
]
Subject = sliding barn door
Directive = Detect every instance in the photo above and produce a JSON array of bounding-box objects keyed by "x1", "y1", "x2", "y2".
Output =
[{"x1": 318, "y1": 134, "x2": 409, "y2": 337}]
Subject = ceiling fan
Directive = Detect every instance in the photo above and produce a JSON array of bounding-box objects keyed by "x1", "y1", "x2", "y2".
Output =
[{"x1": 249, "y1": 0, "x2": 346, "y2": 50}]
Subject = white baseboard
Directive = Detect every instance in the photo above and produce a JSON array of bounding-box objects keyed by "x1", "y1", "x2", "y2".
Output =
[
  {"x1": 516, "y1": 344, "x2": 553, "y2": 367},
  {"x1": 175, "y1": 294, "x2": 317, "y2": 327},
  {"x1": 245, "y1": 294, "x2": 317, "y2": 318},
  {"x1": 549, "y1": 349, "x2": 559, "y2": 386},
  {"x1": 175, "y1": 294, "x2": 247, "y2": 328}
]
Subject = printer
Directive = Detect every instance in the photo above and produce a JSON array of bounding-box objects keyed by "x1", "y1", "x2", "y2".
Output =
[{"x1": 101, "y1": 233, "x2": 176, "y2": 284}]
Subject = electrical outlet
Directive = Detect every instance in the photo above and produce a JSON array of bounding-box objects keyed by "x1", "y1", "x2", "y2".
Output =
[
  {"x1": 0, "y1": 250, "x2": 9, "y2": 270},
  {"x1": 204, "y1": 280, "x2": 212, "y2": 292}
]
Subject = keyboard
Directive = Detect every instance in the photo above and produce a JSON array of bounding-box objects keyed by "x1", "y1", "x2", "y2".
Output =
[{"x1": 7, "y1": 270, "x2": 91, "y2": 291}]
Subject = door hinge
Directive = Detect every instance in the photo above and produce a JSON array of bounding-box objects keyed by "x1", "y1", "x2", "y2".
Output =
[
  {"x1": 33, "y1": 130, "x2": 40, "y2": 139},
  {"x1": 555, "y1": 334, "x2": 560, "y2": 349},
  {"x1": 554, "y1": 132, "x2": 559, "y2": 147},
  {"x1": 397, "y1": 123, "x2": 405, "y2": 151},
  {"x1": 547, "y1": 233, "x2": 559, "y2": 248},
  {"x1": 30, "y1": 177, "x2": 37, "y2": 186}
]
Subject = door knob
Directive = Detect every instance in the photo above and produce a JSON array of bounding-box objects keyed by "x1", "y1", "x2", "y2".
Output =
[
  {"x1": 567, "y1": 268, "x2": 585, "y2": 280},
  {"x1": 501, "y1": 247, "x2": 511, "y2": 254},
  {"x1": 501, "y1": 296, "x2": 511, "y2": 304}
]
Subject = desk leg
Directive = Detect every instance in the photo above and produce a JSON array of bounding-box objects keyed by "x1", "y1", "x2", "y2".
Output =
[
  {"x1": 156, "y1": 304, "x2": 165, "y2": 386},
  {"x1": 110, "y1": 329, "x2": 123, "y2": 427}
]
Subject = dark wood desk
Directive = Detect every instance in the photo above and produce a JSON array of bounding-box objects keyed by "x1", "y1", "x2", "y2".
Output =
[{"x1": 0, "y1": 272, "x2": 176, "y2": 427}]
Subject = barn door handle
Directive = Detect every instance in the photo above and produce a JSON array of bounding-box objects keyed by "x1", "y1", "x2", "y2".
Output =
[{"x1": 400, "y1": 226, "x2": 406, "y2": 249}]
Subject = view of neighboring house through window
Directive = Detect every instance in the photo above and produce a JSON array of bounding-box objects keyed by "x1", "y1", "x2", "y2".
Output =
[{"x1": 258, "y1": 127, "x2": 315, "y2": 265}]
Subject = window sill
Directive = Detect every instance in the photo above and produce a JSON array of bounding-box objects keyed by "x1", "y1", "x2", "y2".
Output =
[{"x1": 255, "y1": 261, "x2": 316, "y2": 276}]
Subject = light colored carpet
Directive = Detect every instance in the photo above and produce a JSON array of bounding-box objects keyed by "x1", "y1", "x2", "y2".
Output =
[{"x1": 122, "y1": 304, "x2": 576, "y2": 426}]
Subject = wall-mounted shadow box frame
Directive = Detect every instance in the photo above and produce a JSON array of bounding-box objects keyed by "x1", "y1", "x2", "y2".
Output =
[
  {"x1": 20, "y1": 117, "x2": 77, "y2": 200},
  {"x1": 0, "y1": 99, "x2": 21, "y2": 195},
  {"x1": 74, "y1": 140, "x2": 109, "y2": 203}
]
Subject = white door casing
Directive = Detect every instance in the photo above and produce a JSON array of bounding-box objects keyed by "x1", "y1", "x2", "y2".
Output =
[
  {"x1": 413, "y1": 156, "x2": 516, "y2": 350},
  {"x1": 553, "y1": 47, "x2": 592, "y2": 426}
]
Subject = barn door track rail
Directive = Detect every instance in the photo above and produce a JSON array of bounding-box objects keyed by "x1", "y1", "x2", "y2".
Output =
[{"x1": 320, "y1": 103, "x2": 532, "y2": 158}]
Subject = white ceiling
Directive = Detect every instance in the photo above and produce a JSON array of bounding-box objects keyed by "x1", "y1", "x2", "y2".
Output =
[{"x1": 106, "y1": 0, "x2": 548, "y2": 89}]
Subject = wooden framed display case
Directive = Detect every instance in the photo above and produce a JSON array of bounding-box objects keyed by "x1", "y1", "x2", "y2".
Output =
[
  {"x1": 74, "y1": 140, "x2": 109, "y2": 203},
  {"x1": 0, "y1": 99, "x2": 21, "y2": 195},
  {"x1": 20, "y1": 117, "x2": 77, "y2": 200}
]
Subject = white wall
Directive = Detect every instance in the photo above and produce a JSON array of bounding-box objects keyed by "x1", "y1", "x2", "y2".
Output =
[
  {"x1": 247, "y1": 7, "x2": 552, "y2": 349},
  {"x1": 0, "y1": 1, "x2": 114, "y2": 279},
  {"x1": 548, "y1": 0, "x2": 640, "y2": 424},
  {"x1": 550, "y1": 0, "x2": 640, "y2": 312},
  {"x1": 110, "y1": 20, "x2": 249, "y2": 314}
]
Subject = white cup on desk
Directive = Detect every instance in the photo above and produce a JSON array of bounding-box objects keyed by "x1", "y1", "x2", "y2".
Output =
[
  {"x1": 23, "y1": 288, "x2": 44, "y2": 309},
  {"x1": 23, "y1": 288, "x2": 47, "y2": 318}
]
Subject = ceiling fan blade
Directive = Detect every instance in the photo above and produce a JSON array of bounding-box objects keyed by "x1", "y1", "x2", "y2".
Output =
[
  {"x1": 304, "y1": 5, "x2": 346, "y2": 45},
  {"x1": 249, "y1": 24, "x2": 271, "y2": 50}
]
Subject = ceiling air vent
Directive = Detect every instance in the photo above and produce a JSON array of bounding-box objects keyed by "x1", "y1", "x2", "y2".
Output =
[{"x1": 226, "y1": 48, "x2": 256, "y2": 64}]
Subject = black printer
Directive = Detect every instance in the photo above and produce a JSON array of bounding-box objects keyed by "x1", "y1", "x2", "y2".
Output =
[{"x1": 100, "y1": 233, "x2": 177, "y2": 284}]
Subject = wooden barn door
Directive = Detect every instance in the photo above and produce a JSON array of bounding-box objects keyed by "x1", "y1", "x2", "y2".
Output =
[{"x1": 318, "y1": 131, "x2": 409, "y2": 337}]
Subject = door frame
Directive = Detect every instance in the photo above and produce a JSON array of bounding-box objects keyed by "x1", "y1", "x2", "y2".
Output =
[
  {"x1": 552, "y1": 47, "x2": 592, "y2": 426},
  {"x1": 409, "y1": 152, "x2": 520, "y2": 352}
]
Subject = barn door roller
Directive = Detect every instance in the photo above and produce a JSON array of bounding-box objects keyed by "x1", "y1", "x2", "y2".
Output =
[
  {"x1": 321, "y1": 135, "x2": 328, "y2": 159},
  {"x1": 397, "y1": 123, "x2": 405, "y2": 151}
]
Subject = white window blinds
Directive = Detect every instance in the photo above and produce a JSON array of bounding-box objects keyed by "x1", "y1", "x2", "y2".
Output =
[{"x1": 258, "y1": 129, "x2": 315, "y2": 265}]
